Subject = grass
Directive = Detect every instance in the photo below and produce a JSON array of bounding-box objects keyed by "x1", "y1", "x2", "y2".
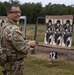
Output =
[
  {"x1": 26, "y1": 24, "x2": 46, "y2": 44},
  {"x1": 23, "y1": 57, "x2": 74, "y2": 75}
]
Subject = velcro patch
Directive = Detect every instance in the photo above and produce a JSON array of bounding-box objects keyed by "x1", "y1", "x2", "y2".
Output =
[{"x1": 15, "y1": 28, "x2": 22, "y2": 35}]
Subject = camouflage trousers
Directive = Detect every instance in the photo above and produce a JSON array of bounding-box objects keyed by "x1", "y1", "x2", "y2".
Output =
[{"x1": 2, "y1": 59, "x2": 24, "y2": 75}]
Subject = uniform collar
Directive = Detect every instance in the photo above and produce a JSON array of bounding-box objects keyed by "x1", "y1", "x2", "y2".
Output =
[{"x1": 6, "y1": 18, "x2": 19, "y2": 25}]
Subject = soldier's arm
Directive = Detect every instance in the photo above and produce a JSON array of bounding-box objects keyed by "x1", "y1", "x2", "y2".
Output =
[
  {"x1": 11, "y1": 27, "x2": 36, "y2": 54},
  {"x1": 10, "y1": 28, "x2": 30, "y2": 54}
]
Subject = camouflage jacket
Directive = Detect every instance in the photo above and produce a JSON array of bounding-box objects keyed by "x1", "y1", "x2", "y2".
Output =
[{"x1": 1, "y1": 19, "x2": 30, "y2": 61}]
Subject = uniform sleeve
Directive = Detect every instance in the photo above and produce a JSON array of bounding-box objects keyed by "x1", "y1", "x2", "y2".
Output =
[{"x1": 11, "y1": 28, "x2": 30, "y2": 54}]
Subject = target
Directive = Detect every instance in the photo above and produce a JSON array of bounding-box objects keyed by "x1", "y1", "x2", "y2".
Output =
[
  {"x1": 44, "y1": 15, "x2": 73, "y2": 47},
  {"x1": 62, "y1": 19, "x2": 73, "y2": 47},
  {"x1": 53, "y1": 19, "x2": 62, "y2": 46},
  {"x1": 44, "y1": 19, "x2": 54, "y2": 45}
]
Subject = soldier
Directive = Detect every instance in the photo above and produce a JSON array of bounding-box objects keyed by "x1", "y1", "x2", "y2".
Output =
[{"x1": 0, "y1": 4, "x2": 36, "y2": 75}]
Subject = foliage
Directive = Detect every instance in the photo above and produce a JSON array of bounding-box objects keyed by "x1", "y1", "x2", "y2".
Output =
[{"x1": 0, "y1": 1, "x2": 74, "y2": 23}]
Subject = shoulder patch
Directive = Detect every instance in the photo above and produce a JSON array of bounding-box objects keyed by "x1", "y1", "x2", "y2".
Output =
[{"x1": 15, "y1": 28, "x2": 22, "y2": 35}]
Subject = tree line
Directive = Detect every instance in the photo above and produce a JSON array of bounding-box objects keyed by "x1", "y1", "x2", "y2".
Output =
[{"x1": 0, "y1": 1, "x2": 74, "y2": 24}]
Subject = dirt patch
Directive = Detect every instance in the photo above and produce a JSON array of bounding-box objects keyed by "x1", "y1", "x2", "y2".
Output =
[
  {"x1": 28, "y1": 46, "x2": 74, "y2": 64},
  {"x1": 28, "y1": 52, "x2": 50, "y2": 60}
]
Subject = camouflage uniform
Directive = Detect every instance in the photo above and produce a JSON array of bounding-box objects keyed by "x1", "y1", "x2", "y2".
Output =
[{"x1": 1, "y1": 19, "x2": 30, "y2": 75}]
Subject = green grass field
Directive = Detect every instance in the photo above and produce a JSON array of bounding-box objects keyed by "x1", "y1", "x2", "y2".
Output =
[{"x1": 24, "y1": 57, "x2": 74, "y2": 75}]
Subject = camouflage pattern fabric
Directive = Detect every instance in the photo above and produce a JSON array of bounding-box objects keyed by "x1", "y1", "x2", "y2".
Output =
[
  {"x1": 0, "y1": 21, "x2": 7, "y2": 66},
  {"x1": 0, "y1": 48, "x2": 7, "y2": 66},
  {"x1": 1, "y1": 19, "x2": 30, "y2": 75},
  {"x1": 2, "y1": 60, "x2": 24, "y2": 75}
]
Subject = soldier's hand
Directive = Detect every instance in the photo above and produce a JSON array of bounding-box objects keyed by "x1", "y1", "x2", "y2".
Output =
[{"x1": 28, "y1": 40, "x2": 36, "y2": 48}]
